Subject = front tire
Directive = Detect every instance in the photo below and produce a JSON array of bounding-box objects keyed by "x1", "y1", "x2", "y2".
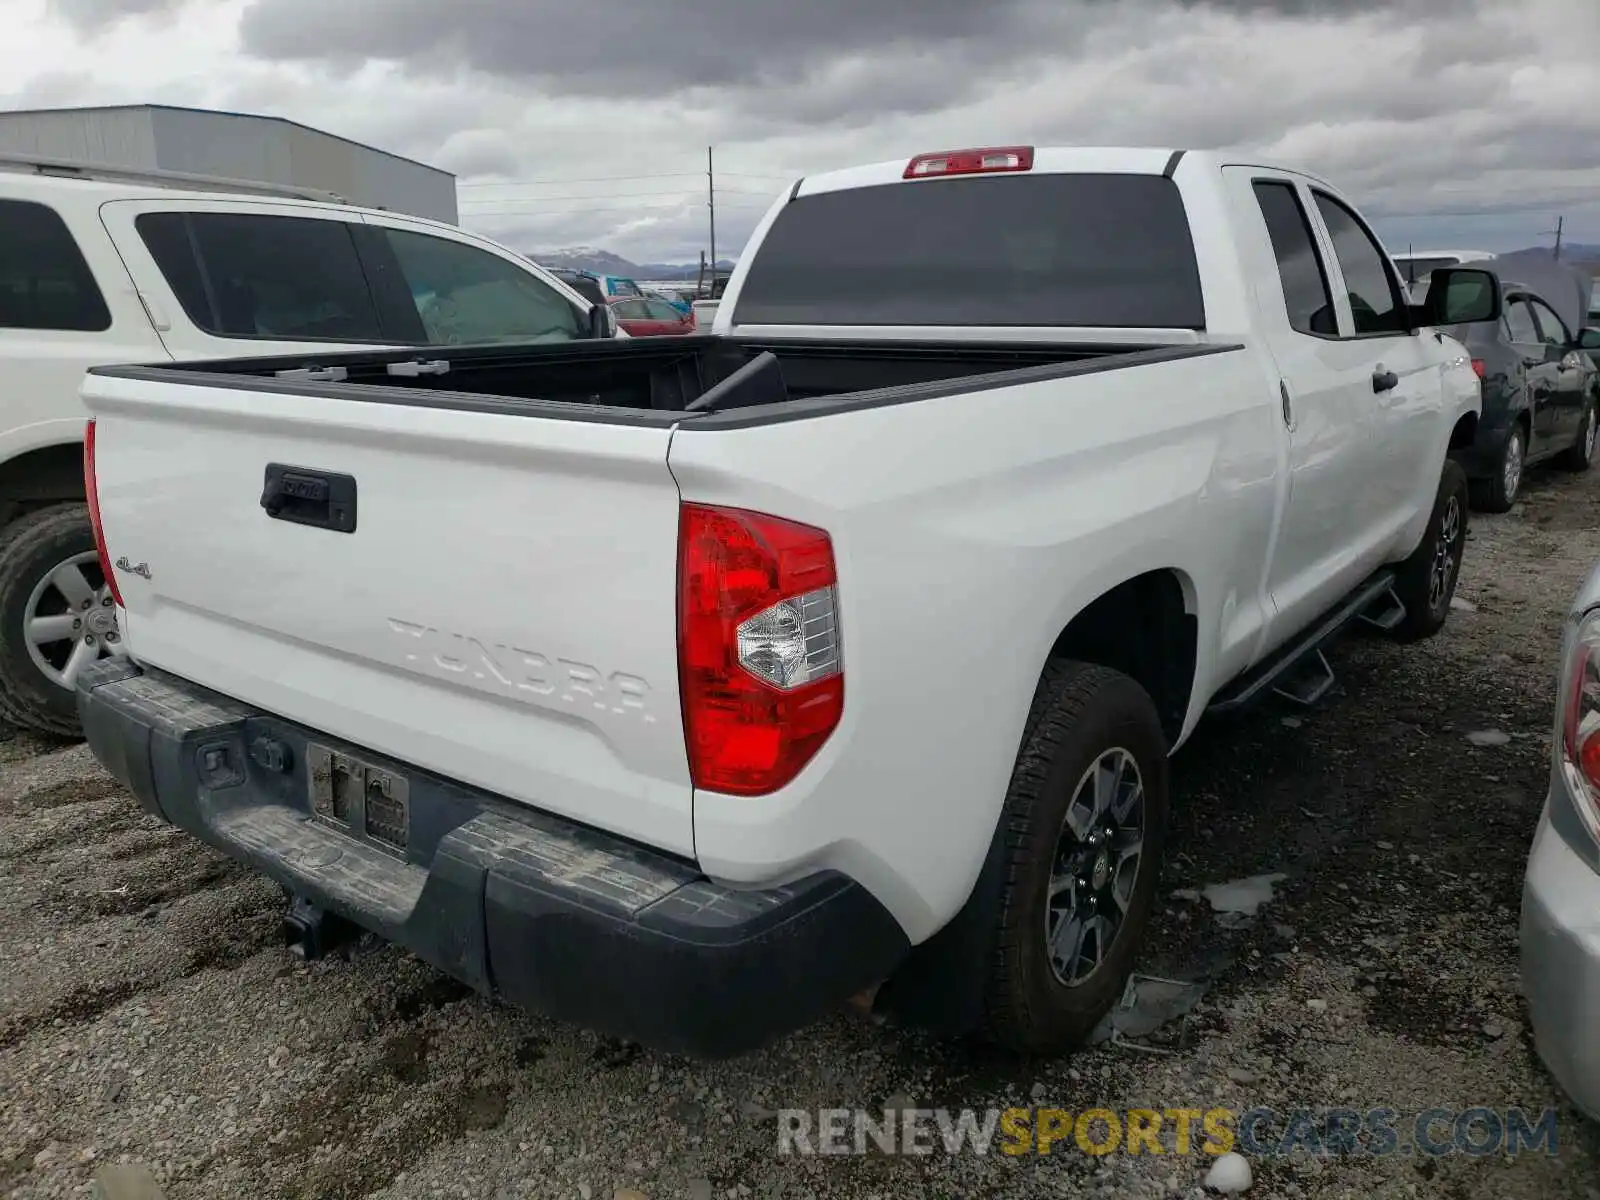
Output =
[
  {"x1": 1468, "y1": 424, "x2": 1524, "y2": 513},
  {"x1": 980, "y1": 660, "x2": 1169, "y2": 1055},
  {"x1": 1391, "y1": 459, "x2": 1468, "y2": 643},
  {"x1": 0, "y1": 504, "x2": 123, "y2": 737},
  {"x1": 1556, "y1": 398, "x2": 1598, "y2": 472}
]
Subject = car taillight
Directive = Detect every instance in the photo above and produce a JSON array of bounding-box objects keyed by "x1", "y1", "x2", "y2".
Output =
[
  {"x1": 1471, "y1": 359, "x2": 1487, "y2": 379},
  {"x1": 1560, "y1": 609, "x2": 1600, "y2": 835},
  {"x1": 83, "y1": 419, "x2": 123, "y2": 609},
  {"x1": 904, "y1": 146, "x2": 1034, "y2": 180},
  {"x1": 677, "y1": 503, "x2": 843, "y2": 796}
]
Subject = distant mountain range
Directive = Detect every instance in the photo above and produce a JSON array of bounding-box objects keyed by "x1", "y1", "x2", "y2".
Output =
[{"x1": 528, "y1": 246, "x2": 738, "y2": 280}]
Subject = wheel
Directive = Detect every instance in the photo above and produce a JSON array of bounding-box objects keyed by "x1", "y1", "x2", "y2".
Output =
[
  {"x1": 979, "y1": 660, "x2": 1169, "y2": 1054},
  {"x1": 1390, "y1": 459, "x2": 1468, "y2": 643},
  {"x1": 0, "y1": 503, "x2": 126, "y2": 737},
  {"x1": 1556, "y1": 397, "x2": 1598, "y2": 472},
  {"x1": 1467, "y1": 424, "x2": 1524, "y2": 513}
]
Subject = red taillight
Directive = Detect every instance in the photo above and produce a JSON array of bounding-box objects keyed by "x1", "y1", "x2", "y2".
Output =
[
  {"x1": 1471, "y1": 359, "x2": 1487, "y2": 379},
  {"x1": 83, "y1": 419, "x2": 123, "y2": 609},
  {"x1": 677, "y1": 503, "x2": 843, "y2": 796},
  {"x1": 1561, "y1": 610, "x2": 1600, "y2": 833},
  {"x1": 904, "y1": 146, "x2": 1034, "y2": 180}
]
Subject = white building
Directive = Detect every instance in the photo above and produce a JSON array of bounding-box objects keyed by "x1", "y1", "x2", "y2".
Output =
[{"x1": 0, "y1": 103, "x2": 457, "y2": 224}]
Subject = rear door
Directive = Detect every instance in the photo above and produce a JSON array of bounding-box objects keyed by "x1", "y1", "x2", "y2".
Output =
[
  {"x1": 1504, "y1": 296, "x2": 1561, "y2": 451},
  {"x1": 1227, "y1": 170, "x2": 1386, "y2": 648},
  {"x1": 1526, "y1": 295, "x2": 1590, "y2": 446}
]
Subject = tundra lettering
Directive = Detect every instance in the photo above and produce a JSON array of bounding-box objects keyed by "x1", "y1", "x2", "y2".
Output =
[{"x1": 386, "y1": 618, "x2": 655, "y2": 721}]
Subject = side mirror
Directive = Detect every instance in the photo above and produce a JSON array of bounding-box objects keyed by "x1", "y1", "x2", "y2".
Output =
[
  {"x1": 1414, "y1": 267, "x2": 1502, "y2": 327},
  {"x1": 1580, "y1": 327, "x2": 1600, "y2": 351},
  {"x1": 587, "y1": 303, "x2": 618, "y2": 339}
]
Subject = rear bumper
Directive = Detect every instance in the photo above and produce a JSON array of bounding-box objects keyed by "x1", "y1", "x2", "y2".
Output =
[
  {"x1": 77, "y1": 659, "x2": 908, "y2": 1059},
  {"x1": 1520, "y1": 773, "x2": 1600, "y2": 1120}
]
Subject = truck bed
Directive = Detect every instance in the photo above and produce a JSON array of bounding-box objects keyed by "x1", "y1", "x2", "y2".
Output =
[{"x1": 87, "y1": 335, "x2": 1228, "y2": 426}]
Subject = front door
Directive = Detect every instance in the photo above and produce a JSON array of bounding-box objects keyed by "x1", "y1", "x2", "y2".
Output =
[{"x1": 1526, "y1": 295, "x2": 1590, "y2": 447}]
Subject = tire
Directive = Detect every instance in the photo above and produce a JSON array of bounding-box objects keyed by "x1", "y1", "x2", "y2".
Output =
[
  {"x1": 979, "y1": 660, "x2": 1169, "y2": 1055},
  {"x1": 1467, "y1": 424, "x2": 1524, "y2": 513},
  {"x1": 1390, "y1": 459, "x2": 1469, "y2": 644},
  {"x1": 1556, "y1": 397, "x2": 1598, "y2": 472},
  {"x1": 0, "y1": 503, "x2": 121, "y2": 738}
]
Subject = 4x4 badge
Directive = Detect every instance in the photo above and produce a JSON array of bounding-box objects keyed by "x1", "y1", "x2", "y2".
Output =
[{"x1": 114, "y1": 556, "x2": 152, "y2": 580}]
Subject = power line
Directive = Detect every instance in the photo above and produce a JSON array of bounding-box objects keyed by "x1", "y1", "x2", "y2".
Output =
[
  {"x1": 458, "y1": 169, "x2": 793, "y2": 188},
  {"x1": 460, "y1": 187, "x2": 776, "y2": 206}
]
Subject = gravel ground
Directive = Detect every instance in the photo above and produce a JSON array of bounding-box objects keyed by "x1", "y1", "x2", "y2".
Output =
[{"x1": 6, "y1": 463, "x2": 1600, "y2": 1200}]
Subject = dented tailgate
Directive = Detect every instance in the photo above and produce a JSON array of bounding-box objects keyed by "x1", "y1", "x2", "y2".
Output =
[{"x1": 81, "y1": 370, "x2": 695, "y2": 856}]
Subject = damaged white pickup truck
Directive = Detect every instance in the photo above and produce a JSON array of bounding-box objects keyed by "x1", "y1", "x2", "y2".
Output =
[{"x1": 77, "y1": 146, "x2": 1491, "y2": 1057}]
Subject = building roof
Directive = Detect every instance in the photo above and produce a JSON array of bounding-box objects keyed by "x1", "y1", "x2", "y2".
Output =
[{"x1": 0, "y1": 103, "x2": 454, "y2": 181}]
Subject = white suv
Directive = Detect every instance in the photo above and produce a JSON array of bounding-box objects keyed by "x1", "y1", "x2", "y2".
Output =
[{"x1": 0, "y1": 153, "x2": 618, "y2": 736}]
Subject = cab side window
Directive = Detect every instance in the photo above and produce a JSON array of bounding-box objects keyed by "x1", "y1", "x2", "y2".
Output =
[
  {"x1": 0, "y1": 199, "x2": 112, "y2": 332},
  {"x1": 1527, "y1": 297, "x2": 1572, "y2": 348},
  {"x1": 1252, "y1": 181, "x2": 1337, "y2": 337},
  {"x1": 1504, "y1": 299, "x2": 1541, "y2": 345},
  {"x1": 1310, "y1": 191, "x2": 1410, "y2": 336},
  {"x1": 375, "y1": 228, "x2": 582, "y2": 346}
]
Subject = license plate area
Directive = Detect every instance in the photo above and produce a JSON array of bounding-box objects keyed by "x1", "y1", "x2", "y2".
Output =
[{"x1": 306, "y1": 743, "x2": 410, "y2": 858}]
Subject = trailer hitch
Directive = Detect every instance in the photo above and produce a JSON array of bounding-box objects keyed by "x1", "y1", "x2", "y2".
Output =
[{"x1": 282, "y1": 894, "x2": 361, "y2": 961}]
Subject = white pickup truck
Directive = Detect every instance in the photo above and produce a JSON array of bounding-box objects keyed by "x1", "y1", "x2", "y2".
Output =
[{"x1": 76, "y1": 146, "x2": 1493, "y2": 1058}]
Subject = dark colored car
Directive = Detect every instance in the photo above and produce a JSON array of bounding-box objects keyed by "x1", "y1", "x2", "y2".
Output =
[
  {"x1": 610, "y1": 295, "x2": 696, "y2": 337},
  {"x1": 1446, "y1": 259, "x2": 1598, "y2": 511},
  {"x1": 548, "y1": 267, "x2": 609, "y2": 309}
]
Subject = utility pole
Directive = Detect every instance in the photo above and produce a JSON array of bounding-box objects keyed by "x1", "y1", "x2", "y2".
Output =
[
  {"x1": 1543, "y1": 215, "x2": 1564, "y2": 260},
  {"x1": 707, "y1": 146, "x2": 718, "y2": 291}
]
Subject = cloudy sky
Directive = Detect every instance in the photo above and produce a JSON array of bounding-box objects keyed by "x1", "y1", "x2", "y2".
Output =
[{"x1": 2, "y1": 0, "x2": 1597, "y2": 265}]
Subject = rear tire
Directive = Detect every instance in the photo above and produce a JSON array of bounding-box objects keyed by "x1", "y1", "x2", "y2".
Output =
[
  {"x1": 1467, "y1": 425, "x2": 1523, "y2": 513},
  {"x1": 1390, "y1": 459, "x2": 1468, "y2": 643},
  {"x1": 1556, "y1": 398, "x2": 1597, "y2": 472},
  {"x1": 979, "y1": 660, "x2": 1169, "y2": 1055},
  {"x1": 0, "y1": 503, "x2": 119, "y2": 738}
]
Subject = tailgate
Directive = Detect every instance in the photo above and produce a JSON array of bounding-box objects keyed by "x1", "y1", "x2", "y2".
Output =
[{"x1": 83, "y1": 371, "x2": 694, "y2": 856}]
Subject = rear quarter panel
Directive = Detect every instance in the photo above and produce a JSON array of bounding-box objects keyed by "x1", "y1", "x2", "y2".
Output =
[{"x1": 669, "y1": 346, "x2": 1280, "y2": 939}]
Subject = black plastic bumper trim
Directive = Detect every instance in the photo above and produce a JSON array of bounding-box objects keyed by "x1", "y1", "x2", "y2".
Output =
[{"x1": 77, "y1": 659, "x2": 909, "y2": 1058}]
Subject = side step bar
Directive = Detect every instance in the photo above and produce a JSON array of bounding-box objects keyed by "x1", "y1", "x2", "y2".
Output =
[{"x1": 1207, "y1": 571, "x2": 1397, "y2": 715}]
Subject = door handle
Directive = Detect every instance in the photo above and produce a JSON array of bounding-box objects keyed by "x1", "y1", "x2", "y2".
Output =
[
  {"x1": 1371, "y1": 369, "x2": 1399, "y2": 394},
  {"x1": 261, "y1": 464, "x2": 358, "y2": 533}
]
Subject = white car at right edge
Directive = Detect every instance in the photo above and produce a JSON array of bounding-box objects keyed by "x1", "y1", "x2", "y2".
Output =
[{"x1": 77, "y1": 146, "x2": 1489, "y2": 1058}]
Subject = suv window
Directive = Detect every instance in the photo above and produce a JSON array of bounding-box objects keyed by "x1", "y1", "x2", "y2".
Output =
[
  {"x1": 0, "y1": 199, "x2": 111, "y2": 332},
  {"x1": 644, "y1": 299, "x2": 683, "y2": 321},
  {"x1": 733, "y1": 173, "x2": 1206, "y2": 328},
  {"x1": 137, "y1": 212, "x2": 383, "y2": 341},
  {"x1": 1505, "y1": 298, "x2": 1540, "y2": 344},
  {"x1": 612, "y1": 299, "x2": 649, "y2": 319},
  {"x1": 1526, "y1": 297, "x2": 1572, "y2": 347},
  {"x1": 378, "y1": 228, "x2": 582, "y2": 345},
  {"x1": 1252, "y1": 181, "x2": 1337, "y2": 337},
  {"x1": 1310, "y1": 192, "x2": 1409, "y2": 336}
]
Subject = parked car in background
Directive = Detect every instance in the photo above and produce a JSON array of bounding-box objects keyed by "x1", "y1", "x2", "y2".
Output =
[
  {"x1": 79, "y1": 146, "x2": 1489, "y2": 1059},
  {"x1": 646, "y1": 288, "x2": 694, "y2": 317},
  {"x1": 1395, "y1": 249, "x2": 1495, "y2": 302},
  {"x1": 610, "y1": 294, "x2": 696, "y2": 336},
  {"x1": 1522, "y1": 556, "x2": 1600, "y2": 1121},
  {"x1": 1445, "y1": 256, "x2": 1597, "y2": 511},
  {"x1": 0, "y1": 151, "x2": 617, "y2": 736},
  {"x1": 548, "y1": 267, "x2": 609, "y2": 308}
]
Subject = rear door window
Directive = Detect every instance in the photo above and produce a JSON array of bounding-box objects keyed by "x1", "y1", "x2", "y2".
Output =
[
  {"x1": 136, "y1": 211, "x2": 383, "y2": 341},
  {"x1": 733, "y1": 173, "x2": 1205, "y2": 328},
  {"x1": 0, "y1": 198, "x2": 112, "y2": 332},
  {"x1": 371, "y1": 228, "x2": 582, "y2": 346},
  {"x1": 1251, "y1": 181, "x2": 1337, "y2": 337},
  {"x1": 1527, "y1": 297, "x2": 1573, "y2": 347}
]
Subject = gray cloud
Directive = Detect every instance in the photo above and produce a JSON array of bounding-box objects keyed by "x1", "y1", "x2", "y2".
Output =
[{"x1": 48, "y1": 0, "x2": 187, "y2": 33}]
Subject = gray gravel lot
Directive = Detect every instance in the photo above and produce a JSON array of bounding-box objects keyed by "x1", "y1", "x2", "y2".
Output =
[{"x1": 6, "y1": 465, "x2": 1600, "y2": 1200}]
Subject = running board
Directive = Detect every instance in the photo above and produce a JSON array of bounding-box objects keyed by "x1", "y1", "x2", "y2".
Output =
[
  {"x1": 1357, "y1": 584, "x2": 1406, "y2": 632},
  {"x1": 1207, "y1": 571, "x2": 1397, "y2": 716}
]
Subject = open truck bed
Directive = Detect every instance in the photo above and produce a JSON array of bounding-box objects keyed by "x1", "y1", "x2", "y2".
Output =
[{"x1": 88, "y1": 334, "x2": 1224, "y2": 428}]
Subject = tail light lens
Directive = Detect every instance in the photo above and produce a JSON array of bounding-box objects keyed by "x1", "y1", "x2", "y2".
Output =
[
  {"x1": 1471, "y1": 359, "x2": 1487, "y2": 379},
  {"x1": 1560, "y1": 609, "x2": 1600, "y2": 837},
  {"x1": 83, "y1": 419, "x2": 123, "y2": 609},
  {"x1": 678, "y1": 503, "x2": 843, "y2": 795}
]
